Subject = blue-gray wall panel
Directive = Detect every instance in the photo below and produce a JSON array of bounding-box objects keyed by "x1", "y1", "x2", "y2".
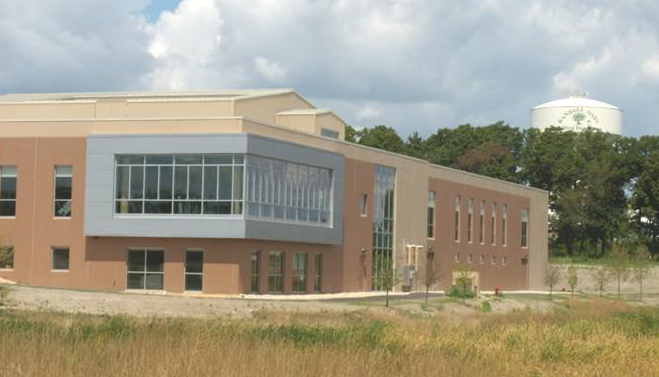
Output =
[{"x1": 84, "y1": 133, "x2": 344, "y2": 245}]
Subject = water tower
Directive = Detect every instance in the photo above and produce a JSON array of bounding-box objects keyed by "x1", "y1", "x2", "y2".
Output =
[{"x1": 530, "y1": 93, "x2": 622, "y2": 134}]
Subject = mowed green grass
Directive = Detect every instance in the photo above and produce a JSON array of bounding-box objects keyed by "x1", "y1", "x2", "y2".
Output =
[{"x1": 1, "y1": 298, "x2": 658, "y2": 377}]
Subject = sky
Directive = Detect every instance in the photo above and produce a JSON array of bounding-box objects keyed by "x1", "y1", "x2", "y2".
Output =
[{"x1": 1, "y1": 0, "x2": 658, "y2": 137}]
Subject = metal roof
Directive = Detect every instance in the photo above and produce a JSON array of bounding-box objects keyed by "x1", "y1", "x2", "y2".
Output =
[{"x1": 0, "y1": 88, "x2": 295, "y2": 103}]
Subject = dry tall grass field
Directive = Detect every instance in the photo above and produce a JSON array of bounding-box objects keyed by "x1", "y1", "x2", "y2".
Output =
[{"x1": 1, "y1": 298, "x2": 657, "y2": 377}]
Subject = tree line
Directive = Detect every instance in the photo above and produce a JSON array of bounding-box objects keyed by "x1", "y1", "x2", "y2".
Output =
[{"x1": 345, "y1": 122, "x2": 659, "y2": 259}]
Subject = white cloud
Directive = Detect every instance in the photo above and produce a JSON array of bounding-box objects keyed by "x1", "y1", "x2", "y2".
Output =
[
  {"x1": 254, "y1": 57, "x2": 286, "y2": 83},
  {"x1": 357, "y1": 105, "x2": 381, "y2": 120},
  {"x1": 1, "y1": 0, "x2": 658, "y2": 135},
  {"x1": 643, "y1": 54, "x2": 659, "y2": 82}
]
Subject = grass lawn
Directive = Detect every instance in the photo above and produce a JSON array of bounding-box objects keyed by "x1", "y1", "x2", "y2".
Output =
[{"x1": 1, "y1": 298, "x2": 657, "y2": 377}]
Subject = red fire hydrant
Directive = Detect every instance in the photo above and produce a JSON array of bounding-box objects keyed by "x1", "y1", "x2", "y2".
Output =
[{"x1": 494, "y1": 287, "x2": 501, "y2": 297}]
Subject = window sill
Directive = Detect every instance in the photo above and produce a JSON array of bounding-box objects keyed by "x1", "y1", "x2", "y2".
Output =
[
  {"x1": 0, "y1": 268, "x2": 14, "y2": 272},
  {"x1": 53, "y1": 217, "x2": 72, "y2": 220},
  {"x1": 51, "y1": 269, "x2": 69, "y2": 273},
  {"x1": 0, "y1": 216, "x2": 16, "y2": 219},
  {"x1": 125, "y1": 289, "x2": 166, "y2": 294}
]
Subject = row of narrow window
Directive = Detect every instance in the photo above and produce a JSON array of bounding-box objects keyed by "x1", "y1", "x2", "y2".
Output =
[
  {"x1": 454, "y1": 253, "x2": 508, "y2": 265},
  {"x1": 0, "y1": 165, "x2": 72, "y2": 218},
  {"x1": 426, "y1": 193, "x2": 529, "y2": 248},
  {"x1": 251, "y1": 251, "x2": 323, "y2": 293}
]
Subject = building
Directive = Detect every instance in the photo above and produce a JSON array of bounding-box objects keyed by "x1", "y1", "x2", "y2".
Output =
[
  {"x1": 0, "y1": 89, "x2": 548, "y2": 294},
  {"x1": 530, "y1": 93, "x2": 623, "y2": 135}
]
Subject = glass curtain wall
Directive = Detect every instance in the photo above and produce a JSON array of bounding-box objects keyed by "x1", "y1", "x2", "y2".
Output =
[
  {"x1": 115, "y1": 154, "x2": 244, "y2": 215},
  {"x1": 372, "y1": 165, "x2": 395, "y2": 291},
  {"x1": 245, "y1": 155, "x2": 332, "y2": 225},
  {"x1": 115, "y1": 154, "x2": 334, "y2": 226}
]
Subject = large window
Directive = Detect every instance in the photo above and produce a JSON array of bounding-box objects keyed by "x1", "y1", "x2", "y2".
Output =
[
  {"x1": 114, "y1": 154, "x2": 333, "y2": 226},
  {"x1": 372, "y1": 165, "x2": 395, "y2": 291},
  {"x1": 54, "y1": 166, "x2": 72, "y2": 217},
  {"x1": 502, "y1": 204, "x2": 508, "y2": 246},
  {"x1": 245, "y1": 155, "x2": 332, "y2": 225},
  {"x1": 491, "y1": 203, "x2": 496, "y2": 245},
  {"x1": 185, "y1": 250, "x2": 203, "y2": 291},
  {"x1": 115, "y1": 154, "x2": 244, "y2": 215},
  {"x1": 427, "y1": 191, "x2": 435, "y2": 238},
  {"x1": 314, "y1": 254, "x2": 323, "y2": 292},
  {"x1": 251, "y1": 250, "x2": 260, "y2": 293},
  {"x1": 467, "y1": 198, "x2": 473, "y2": 243},
  {"x1": 268, "y1": 251, "x2": 284, "y2": 293},
  {"x1": 454, "y1": 196, "x2": 460, "y2": 241},
  {"x1": 127, "y1": 249, "x2": 164, "y2": 290},
  {"x1": 521, "y1": 208, "x2": 529, "y2": 248},
  {"x1": 292, "y1": 253, "x2": 307, "y2": 293},
  {"x1": 52, "y1": 247, "x2": 69, "y2": 271},
  {"x1": 0, "y1": 166, "x2": 17, "y2": 217}
]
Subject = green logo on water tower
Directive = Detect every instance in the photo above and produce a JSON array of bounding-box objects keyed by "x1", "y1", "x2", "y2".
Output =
[{"x1": 572, "y1": 112, "x2": 586, "y2": 125}]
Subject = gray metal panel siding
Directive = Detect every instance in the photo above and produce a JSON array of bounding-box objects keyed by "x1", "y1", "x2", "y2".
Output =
[{"x1": 84, "y1": 133, "x2": 344, "y2": 245}]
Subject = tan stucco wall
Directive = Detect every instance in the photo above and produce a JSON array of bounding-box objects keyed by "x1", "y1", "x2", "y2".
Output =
[
  {"x1": 276, "y1": 113, "x2": 317, "y2": 135},
  {"x1": 233, "y1": 92, "x2": 314, "y2": 126},
  {"x1": 315, "y1": 112, "x2": 346, "y2": 140}
]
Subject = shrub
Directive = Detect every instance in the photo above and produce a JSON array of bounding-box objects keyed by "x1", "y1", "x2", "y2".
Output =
[
  {"x1": 480, "y1": 301, "x2": 492, "y2": 313},
  {"x1": 447, "y1": 286, "x2": 476, "y2": 299}
]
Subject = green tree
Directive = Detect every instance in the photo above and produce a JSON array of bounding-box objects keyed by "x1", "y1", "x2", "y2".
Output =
[
  {"x1": 591, "y1": 267, "x2": 608, "y2": 298},
  {"x1": 546, "y1": 265, "x2": 561, "y2": 299},
  {"x1": 453, "y1": 266, "x2": 475, "y2": 303},
  {"x1": 424, "y1": 257, "x2": 441, "y2": 307},
  {"x1": 631, "y1": 245, "x2": 652, "y2": 300},
  {"x1": 344, "y1": 124, "x2": 360, "y2": 143},
  {"x1": 606, "y1": 244, "x2": 630, "y2": 300},
  {"x1": 405, "y1": 131, "x2": 426, "y2": 160},
  {"x1": 373, "y1": 256, "x2": 400, "y2": 307},
  {"x1": 358, "y1": 125, "x2": 406, "y2": 154},
  {"x1": 567, "y1": 265, "x2": 578, "y2": 297},
  {"x1": 631, "y1": 148, "x2": 659, "y2": 257}
]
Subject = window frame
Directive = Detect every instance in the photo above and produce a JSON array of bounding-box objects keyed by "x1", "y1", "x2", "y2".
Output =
[
  {"x1": 184, "y1": 249, "x2": 203, "y2": 292},
  {"x1": 360, "y1": 193, "x2": 368, "y2": 217},
  {"x1": 0, "y1": 245, "x2": 14, "y2": 270},
  {"x1": 251, "y1": 250, "x2": 260, "y2": 293},
  {"x1": 479, "y1": 200, "x2": 485, "y2": 244},
  {"x1": 491, "y1": 202, "x2": 496, "y2": 245},
  {"x1": 51, "y1": 247, "x2": 70, "y2": 271},
  {"x1": 114, "y1": 154, "x2": 245, "y2": 217},
  {"x1": 521, "y1": 208, "x2": 529, "y2": 248},
  {"x1": 292, "y1": 253, "x2": 307, "y2": 293},
  {"x1": 126, "y1": 248, "x2": 165, "y2": 290},
  {"x1": 314, "y1": 254, "x2": 323, "y2": 293},
  {"x1": 427, "y1": 191, "x2": 435, "y2": 239},
  {"x1": 53, "y1": 165, "x2": 73, "y2": 218},
  {"x1": 467, "y1": 198, "x2": 473, "y2": 243},
  {"x1": 502, "y1": 204, "x2": 508, "y2": 247},
  {"x1": 268, "y1": 251, "x2": 284, "y2": 293},
  {"x1": 454, "y1": 196, "x2": 460, "y2": 242},
  {"x1": 0, "y1": 166, "x2": 17, "y2": 218}
]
